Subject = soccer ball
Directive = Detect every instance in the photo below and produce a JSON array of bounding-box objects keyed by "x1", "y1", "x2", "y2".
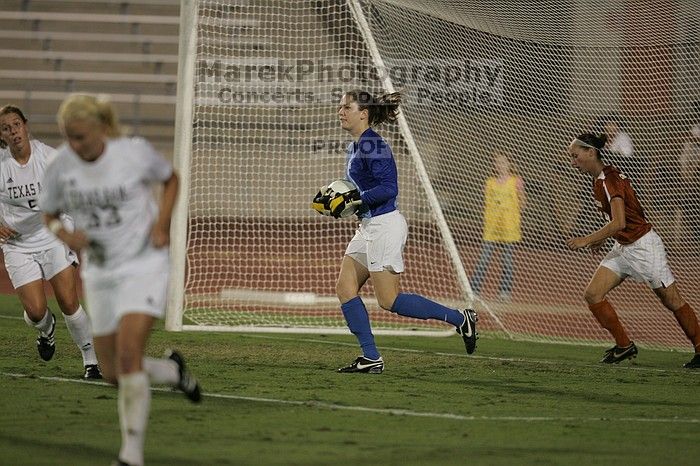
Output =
[
  {"x1": 311, "y1": 179, "x2": 361, "y2": 218},
  {"x1": 326, "y1": 179, "x2": 357, "y2": 198},
  {"x1": 326, "y1": 179, "x2": 360, "y2": 218}
]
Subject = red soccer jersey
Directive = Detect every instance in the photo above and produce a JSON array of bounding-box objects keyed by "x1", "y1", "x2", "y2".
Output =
[{"x1": 593, "y1": 165, "x2": 652, "y2": 244}]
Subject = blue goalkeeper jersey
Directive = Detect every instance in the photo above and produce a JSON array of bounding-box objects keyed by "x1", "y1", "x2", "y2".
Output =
[{"x1": 345, "y1": 127, "x2": 399, "y2": 219}]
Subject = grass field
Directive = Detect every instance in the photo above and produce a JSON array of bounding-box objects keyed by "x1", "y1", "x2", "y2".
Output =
[{"x1": 0, "y1": 294, "x2": 698, "y2": 466}]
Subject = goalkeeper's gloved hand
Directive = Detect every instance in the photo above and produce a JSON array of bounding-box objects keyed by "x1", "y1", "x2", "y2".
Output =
[
  {"x1": 311, "y1": 187, "x2": 332, "y2": 216},
  {"x1": 329, "y1": 189, "x2": 362, "y2": 218}
]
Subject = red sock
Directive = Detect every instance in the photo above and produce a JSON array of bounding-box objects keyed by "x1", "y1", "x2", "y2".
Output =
[
  {"x1": 673, "y1": 303, "x2": 700, "y2": 352},
  {"x1": 589, "y1": 300, "x2": 631, "y2": 347}
]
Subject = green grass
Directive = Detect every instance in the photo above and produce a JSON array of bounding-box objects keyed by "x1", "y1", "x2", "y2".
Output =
[{"x1": 0, "y1": 294, "x2": 698, "y2": 466}]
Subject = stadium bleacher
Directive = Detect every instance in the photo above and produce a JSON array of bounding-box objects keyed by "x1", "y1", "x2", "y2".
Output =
[{"x1": 0, "y1": 0, "x2": 182, "y2": 155}]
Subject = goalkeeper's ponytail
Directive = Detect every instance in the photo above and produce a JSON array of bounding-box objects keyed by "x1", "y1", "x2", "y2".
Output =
[
  {"x1": 372, "y1": 92, "x2": 402, "y2": 126},
  {"x1": 346, "y1": 89, "x2": 402, "y2": 127}
]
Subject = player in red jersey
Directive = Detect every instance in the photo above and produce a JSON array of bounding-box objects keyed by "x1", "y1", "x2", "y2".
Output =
[{"x1": 567, "y1": 132, "x2": 699, "y2": 368}]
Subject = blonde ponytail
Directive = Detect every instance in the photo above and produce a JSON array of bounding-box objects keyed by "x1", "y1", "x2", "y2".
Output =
[{"x1": 57, "y1": 93, "x2": 122, "y2": 137}]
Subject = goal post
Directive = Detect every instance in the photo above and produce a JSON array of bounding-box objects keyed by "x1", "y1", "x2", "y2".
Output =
[
  {"x1": 166, "y1": 0, "x2": 199, "y2": 331},
  {"x1": 168, "y1": 0, "x2": 700, "y2": 350},
  {"x1": 345, "y1": 0, "x2": 510, "y2": 335}
]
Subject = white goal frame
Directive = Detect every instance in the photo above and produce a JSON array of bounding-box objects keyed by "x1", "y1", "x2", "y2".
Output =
[
  {"x1": 165, "y1": 0, "x2": 504, "y2": 336},
  {"x1": 166, "y1": 0, "x2": 198, "y2": 331},
  {"x1": 166, "y1": 0, "x2": 700, "y2": 352}
]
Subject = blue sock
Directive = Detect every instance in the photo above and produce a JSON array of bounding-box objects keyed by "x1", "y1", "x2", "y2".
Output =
[
  {"x1": 341, "y1": 296, "x2": 380, "y2": 360},
  {"x1": 391, "y1": 293, "x2": 464, "y2": 327}
]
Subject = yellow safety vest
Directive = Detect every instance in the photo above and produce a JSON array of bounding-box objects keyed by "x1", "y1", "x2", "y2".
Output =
[{"x1": 482, "y1": 176, "x2": 522, "y2": 243}]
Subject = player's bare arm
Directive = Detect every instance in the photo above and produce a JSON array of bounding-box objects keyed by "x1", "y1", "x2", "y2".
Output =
[
  {"x1": 0, "y1": 222, "x2": 18, "y2": 242},
  {"x1": 150, "y1": 171, "x2": 179, "y2": 248},
  {"x1": 587, "y1": 238, "x2": 607, "y2": 252},
  {"x1": 43, "y1": 212, "x2": 90, "y2": 252},
  {"x1": 567, "y1": 197, "x2": 626, "y2": 250}
]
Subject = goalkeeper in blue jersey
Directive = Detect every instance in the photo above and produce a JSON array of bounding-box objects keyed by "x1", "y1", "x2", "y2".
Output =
[{"x1": 332, "y1": 89, "x2": 477, "y2": 374}]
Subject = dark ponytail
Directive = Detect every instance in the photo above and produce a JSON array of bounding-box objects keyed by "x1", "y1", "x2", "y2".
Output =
[
  {"x1": 577, "y1": 132, "x2": 607, "y2": 149},
  {"x1": 574, "y1": 132, "x2": 607, "y2": 159},
  {"x1": 345, "y1": 89, "x2": 402, "y2": 126}
]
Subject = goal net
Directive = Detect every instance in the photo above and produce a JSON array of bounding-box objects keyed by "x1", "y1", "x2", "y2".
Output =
[{"x1": 168, "y1": 0, "x2": 700, "y2": 350}]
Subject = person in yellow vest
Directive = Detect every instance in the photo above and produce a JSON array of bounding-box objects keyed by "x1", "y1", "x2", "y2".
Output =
[{"x1": 471, "y1": 151, "x2": 526, "y2": 302}]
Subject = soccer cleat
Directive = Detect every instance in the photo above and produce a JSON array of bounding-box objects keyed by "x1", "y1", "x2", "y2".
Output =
[
  {"x1": 111, "y1": 460, "x2": 134, "y2": 466},
  {"x1": 600, "y1": 342, "x2": 638, "y2": 364},
  {"x1": 337, "y1": 356, "x2": 384, "y2": 374},
  {"x1": 167, "y1": 350, "x2": 202, "y2": 403},
  {"x1": 456, "y1": 308, "x2": 478, "y2": 355},
  {"x1": 83, "y1": 364, "x2": 102, "y2": 379},
  {"x1": 36, "y1": 313, "x2": 56, "y2": 361},
  {"x1": 683, "y1": 353, "x2": 700, "y2": 369}
]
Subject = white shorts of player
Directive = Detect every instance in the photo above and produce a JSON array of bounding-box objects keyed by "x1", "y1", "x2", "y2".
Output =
[
  {"x1": 82, "y1": 248, "x2": 169, "y2": 337},
  {"x1": 3, "y1": 243, "x2": 78, "y2": 289},
  {"x1": 345, "y1": 210, "x2": 407, "y2": 273},
  {"x1": 600, "y1": 229, "x2": 675, "y2": 290}
]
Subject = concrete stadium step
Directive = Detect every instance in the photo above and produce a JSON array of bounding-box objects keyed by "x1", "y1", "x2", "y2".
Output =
[
  {"x1": 0, "y1": 20, "x2": 177, "y2": 37},
  {"x1": 0, "y1": 69, "x2": 177, "y2": 95},
  {"x1": 0, "y1": 49, "x2": 177, "y2": 76},
  {"x1": 0, "y1": 30, "x2": 179, "y2": 55},
  {"x1": 0, "y1": 57, "x2": 177, "y2": 76},
  {"x1": 0, "y1": 11, "x2": 180, "y2": 36},
  {"x1": 1, "y1": 91, "x2": 175, "y2": 122},
  {"x1": 14, "y1": 0, "x2": 180, "y2": 16}
]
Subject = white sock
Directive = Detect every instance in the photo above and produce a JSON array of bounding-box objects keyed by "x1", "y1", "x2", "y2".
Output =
[
  {"x1": 143, "y1": 357, "x2": 179, "y2": 386},
  {"x1": 24, "y1": 309, "x2": 54, "y2": 335},
  {"x1": 118, "y1": 371, "x2": 150, "y2": 466},
  {"x1": 63, "y1": 306, "x2": 98, "y2": 366}
]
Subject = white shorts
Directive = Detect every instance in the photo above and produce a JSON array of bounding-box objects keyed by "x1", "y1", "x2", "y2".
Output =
[
  {"x1": 600, "y1": 229, "x2": 675, "y2": 289},
  {"x1": 3, "y1": 243, "x2": 78, "y2": 289},
  {"x1": 82, "y1": 249, "x2": 169, "y2": 337},
  {"x1": 345, "y1": 210, "x2": 407, "y2": 273}
]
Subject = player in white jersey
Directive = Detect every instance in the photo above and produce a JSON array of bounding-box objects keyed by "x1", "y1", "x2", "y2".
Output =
[
  {"x1": 0, "y1": 105, "x2": 100, "y2": 379},
  {"x1": 39, "y1": 94, "x2": 201, "y2": 466}
]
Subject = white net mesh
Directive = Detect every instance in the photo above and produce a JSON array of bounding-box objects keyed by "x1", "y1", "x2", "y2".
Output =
[{"x1": 175, "y1": 0, "x2": 700, "y2": 349}]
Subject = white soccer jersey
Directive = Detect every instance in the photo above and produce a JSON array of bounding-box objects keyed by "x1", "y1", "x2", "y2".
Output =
[
  {"x1": 0, "y1": 140, "x2": 66, "y2": 252},
  {"x1": 39, "y1": 137, "x2": 173, "y2": 273}
]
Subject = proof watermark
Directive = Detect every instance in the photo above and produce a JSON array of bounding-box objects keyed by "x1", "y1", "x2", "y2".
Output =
[
  {"x1": 196, "y1": 58, "x2": 502, "y2": 108},
  {"x1": 310, "y1": 136, "x2": 393, "y2": 158}
]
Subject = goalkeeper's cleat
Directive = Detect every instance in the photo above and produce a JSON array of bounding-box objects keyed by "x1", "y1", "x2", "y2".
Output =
[
  {"x1": 83, "y1": 364, "x2": 102, "y2": 379},
  {"x1": 338, "y1": 356, "x2": 384, "y2": 374},
  {"x1": 600, "y1": 342, "x2": 638, "y2": 364},
  {"x1": 36, "y1": 313, "x2": 56, "y2": 361},
  {"x1": 683, "y1": 353, "x2": 700, "y2": 369},
  {"x1": 167, "y1": 350, "x2": 202, "y2": 403},
  {"x1": 456, "y1": 309, "x2": 478, "y2": 355}
]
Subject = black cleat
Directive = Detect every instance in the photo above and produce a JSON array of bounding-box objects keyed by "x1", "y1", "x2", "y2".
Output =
[
  {"x1": 167, "y1": 350, "x2": 202, "y2": 403},
  {"x1": 111, "y1": 460, "x2": 134, "y2": 466},
  {"x1": 600, "y1": 342, "x2": 638, "y2": 364},
  {"x1": 456, "y1": 309, "x2": 478, "y2": 355},
  {"x1": 338, "y1": 356, "x2": 384, "y2": 374},
  {"x1": 83, "y1": 364, "x2": 102, "y2": 379},
  {"x1": 36, "y1": 313, "x2": 56, "y2": 361},
  {"x1": 683, "y1": 353, "x2": 700, "y2": 369}
]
